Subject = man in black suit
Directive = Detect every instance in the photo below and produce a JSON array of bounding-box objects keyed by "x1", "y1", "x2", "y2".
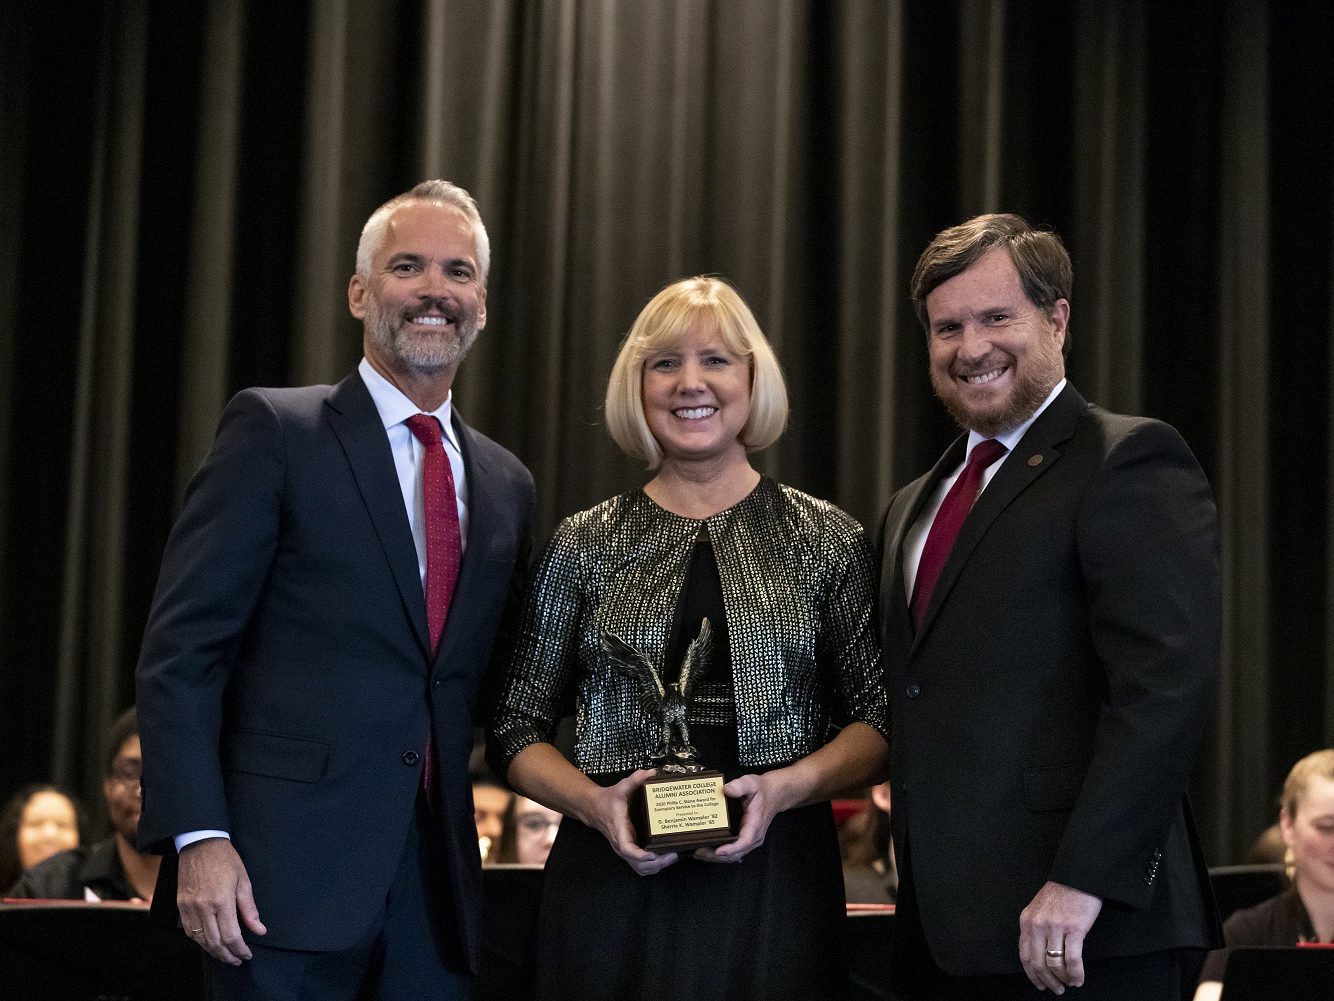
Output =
[
  {"x1": 136, "y1": 180, "x2": 534, "y2": 1000},
  {"x1": 878, "y1": 214, "x2": 1221, "y2": 999}
]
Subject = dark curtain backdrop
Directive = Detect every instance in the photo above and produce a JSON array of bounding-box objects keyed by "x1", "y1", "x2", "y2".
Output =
[{"x1": 1, "y1": 0, "x2": 1330, "y2": 861}]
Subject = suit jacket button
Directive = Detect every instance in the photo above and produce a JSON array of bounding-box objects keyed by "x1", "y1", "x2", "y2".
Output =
[
  {"x1": 906, "y1": 683, "x2": 922, "y2": 699},
  {"x1": 402, "y1": 750, "x2": 420, "y2": 766},
  {"x1": 432, "y1": 678, "x2": 441, "y2": 689}
]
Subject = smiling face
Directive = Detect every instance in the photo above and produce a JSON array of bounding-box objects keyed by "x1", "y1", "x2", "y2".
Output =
[
  {"x1": 641, "y1": 326, "x2": 753, "y2": 469},
  {"x1": 17, "y1": 790, "x2": 79, "y2": 869},
  {"x1": 925, "y1": 247, "x2": 1067, "y2": 437},
  {"x1": 1282, "y1": 773, "x2": 1334, "y2": 897},
  {"x1": 349, "y1": 200, "x2": 487, "y2": 382}
]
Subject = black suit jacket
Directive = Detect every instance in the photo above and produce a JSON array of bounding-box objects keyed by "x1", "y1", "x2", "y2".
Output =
[
  {"x1": 878, "y1": 383, "x2": 1222, "y2": 976},
  {"x1": 135, "y1": 370, "x2": 534, "y2": 970}
]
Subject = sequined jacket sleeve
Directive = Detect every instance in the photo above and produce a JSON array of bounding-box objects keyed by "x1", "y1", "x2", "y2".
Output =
[
  {"x1": 487, "y1": 511, "x2": 589, "y2": 774},
  {"x1": 809, "y1": 498, "x2": 889, "y2": 743}
]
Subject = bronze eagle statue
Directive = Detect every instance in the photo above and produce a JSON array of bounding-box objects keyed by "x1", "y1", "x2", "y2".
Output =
[{"x1": 601, "y1": 618, "x2": 713, "y2": 772}]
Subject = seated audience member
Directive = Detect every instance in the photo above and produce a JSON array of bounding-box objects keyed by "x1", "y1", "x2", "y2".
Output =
[
  {"x1": 493, "y1": 796, "x2": 561, "y2": 866},
  {"x1": 1246, "y1": 821, "x2": 1287, "y2": 865},
  {"x1": 1, "y1": 784, "x2": 86, "y2": 892},
  {"x1": 7, "y1": 708, "x2": 159, "y2": 901},
  {"x1": 475, "y1": 779, "x2": 514, "y2": 864},
  {"x1": 839, "y1": 782, "x2": 897, "y2": 905},
  {"x1": 1195, "y1": 749, "x2": 1334, "y2": 1001}
]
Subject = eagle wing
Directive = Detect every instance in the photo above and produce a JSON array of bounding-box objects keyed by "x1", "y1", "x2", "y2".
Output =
[
  {"x1": 601, "y1": 631, "x2": 666, "y2": 716},
  {"x1": 677, "y1": 617, "x2": 713, "y2": 701}
]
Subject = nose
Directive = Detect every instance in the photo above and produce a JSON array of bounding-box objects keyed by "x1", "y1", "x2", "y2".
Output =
[
  {"x1": 956, "y1": 321, "x2": 993, "y2": 361},
  {"x1": 675, "y1": 359, "x2": 706, "y2": 393},
  {"x1": 417, "y1": 264, "x2": 450, "y2": 299}
]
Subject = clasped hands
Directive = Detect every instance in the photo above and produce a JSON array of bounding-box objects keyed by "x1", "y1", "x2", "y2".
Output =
[{"x1": 589, "y1": 768, "x2": 790, "y2": 877}]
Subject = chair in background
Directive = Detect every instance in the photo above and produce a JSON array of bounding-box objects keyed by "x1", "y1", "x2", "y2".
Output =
[{"x1": 1208, "y1": 863, "x2": 1288, "y2": 922}]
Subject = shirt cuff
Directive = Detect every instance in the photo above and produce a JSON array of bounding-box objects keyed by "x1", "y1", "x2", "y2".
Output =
[{"x1": 174, "y1": 830, "x2": 231, "y2": 853}]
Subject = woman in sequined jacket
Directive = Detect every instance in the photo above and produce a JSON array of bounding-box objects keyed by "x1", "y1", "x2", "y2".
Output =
[{"x1": 487, "y1": 277, "x2": 890, "y2": 999}]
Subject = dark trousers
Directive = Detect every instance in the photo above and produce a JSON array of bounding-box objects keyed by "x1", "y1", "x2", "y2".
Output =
[
  {"x1": 897, "y1": 948, "x2": 1193, "y2": 1001},
  {"x1": 205, "y1": 796, "x2": 471, "y2": 1001}
]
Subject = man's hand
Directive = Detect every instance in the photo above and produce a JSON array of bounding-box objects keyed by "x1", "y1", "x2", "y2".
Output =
[
  {"x1": 177, "y1": 837, "x2": 267, "y2": 964},
  {"x1": 1018, "y1": 880, "x2": 1102, "y2": 993}
]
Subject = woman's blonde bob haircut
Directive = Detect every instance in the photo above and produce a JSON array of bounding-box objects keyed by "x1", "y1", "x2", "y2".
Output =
[{"x1": 605, "y1": 276, "x2": 789, "y2": 468}]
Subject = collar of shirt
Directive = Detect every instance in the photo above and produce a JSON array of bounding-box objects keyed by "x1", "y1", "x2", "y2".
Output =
[
  {"x1": 357, "y1": 356, "x2": 461, "y2": 453},
  {"x1": 964, "y1": 377, "x2": 1067, "y2": 467}
]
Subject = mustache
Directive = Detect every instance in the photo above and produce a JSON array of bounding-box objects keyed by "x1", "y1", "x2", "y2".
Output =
[
  {"x1": 951, "y1": 353, "x2": 1009, "y2": 375},
  {"x1": 401, "y1": 298, "x2": 463, "y2": 323}
]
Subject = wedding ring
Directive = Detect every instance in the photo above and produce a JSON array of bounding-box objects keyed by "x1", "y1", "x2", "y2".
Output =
[
  {"x1": 190, "y1": 927, "x2": 204, "y2": 934},
  {"x1": 1045, "y1": 949, "x2": 1064, "y2": 959}
]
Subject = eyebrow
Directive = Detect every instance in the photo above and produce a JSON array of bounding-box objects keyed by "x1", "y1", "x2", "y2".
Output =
[{"x1": 385, "y1": 252, "x2": 474, "y2": 270}]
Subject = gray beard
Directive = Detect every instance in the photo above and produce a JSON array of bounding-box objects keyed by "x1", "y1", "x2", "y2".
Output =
[{"x1": 366, "y1": 304, "x2": 480, "y2": 375}]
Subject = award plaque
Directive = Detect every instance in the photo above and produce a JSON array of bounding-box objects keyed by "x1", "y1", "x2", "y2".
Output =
[{"x1": 602, "y1": 619, "x2": 737, "y2": 852}]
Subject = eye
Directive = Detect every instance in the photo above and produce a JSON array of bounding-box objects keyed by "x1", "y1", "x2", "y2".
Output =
[
  {"x1": 449, "y1": 265, "x2": 474, "y2": 280},
  {"x1": 390, "y1": 262, "x2": 419, "y2": 275},
  {"x1": 648, "y1": 357, "x2": 679, "y2": 371},
  {"x1": 988, "y1": 313, "x2": 1009, "y2": 324}
]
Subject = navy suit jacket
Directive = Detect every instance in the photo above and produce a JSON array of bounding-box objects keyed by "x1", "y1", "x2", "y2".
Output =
[
  {"x1": 135, "y1": 370, "x2": 534, "y2": 970},
  {"x1": 877, "y1": 383, "x2": 1222, "y2": 976}
]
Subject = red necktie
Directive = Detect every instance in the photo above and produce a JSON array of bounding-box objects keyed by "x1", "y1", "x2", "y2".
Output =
[
  {"x1": 910, "y1": 439, "x2": 1007, "y2": 631},
  {"x1": 405, "y1": 414, "x2": 462, "y2": 805}
]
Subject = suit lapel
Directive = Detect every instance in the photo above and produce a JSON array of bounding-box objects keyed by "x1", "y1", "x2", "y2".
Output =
[
  {"x1": 911, "y1": 384, "x2": 1087, "y2": 646},
  {"x1": 324, "y1": 372, "x2": 431, "y2": 655}
]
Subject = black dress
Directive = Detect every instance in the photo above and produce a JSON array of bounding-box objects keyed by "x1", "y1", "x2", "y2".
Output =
[{"x1": 532, "y1": 531, "x2": 849, "y2": 1001}]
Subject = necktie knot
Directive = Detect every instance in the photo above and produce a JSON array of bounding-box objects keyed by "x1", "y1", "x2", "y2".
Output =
[
  {"x1": 406, "y1": 413, "x2": 443, "y2": 449},
  {"x1": 967, "y1": 438, "x2": 1007, "y2": 472}
]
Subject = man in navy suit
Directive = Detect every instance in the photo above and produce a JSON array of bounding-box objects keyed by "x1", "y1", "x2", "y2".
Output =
[
  {"x1": 878, "y1": 214, "x2": 1221, "y2": 999},
  {"x1": 136, "y1": 180, "x2": 534, "y2": 1000}
]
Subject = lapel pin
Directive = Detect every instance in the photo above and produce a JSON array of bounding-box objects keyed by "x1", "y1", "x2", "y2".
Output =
[{"x1": 1027, "y1": 454, "x2": 1044, "y2": 467}]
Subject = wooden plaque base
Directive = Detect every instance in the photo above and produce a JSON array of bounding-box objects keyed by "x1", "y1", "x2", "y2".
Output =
[{"x1": 632, "y1": 769, "x2": 737, "y2": 852}]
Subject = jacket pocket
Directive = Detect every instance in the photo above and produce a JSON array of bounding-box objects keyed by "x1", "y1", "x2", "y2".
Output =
[
  {"x1": 1022, "y1": 761, "x2": 1087, "y2": 813},
  {"x1": 223, "y1": 730, "x2": 329, "y2": 783}
]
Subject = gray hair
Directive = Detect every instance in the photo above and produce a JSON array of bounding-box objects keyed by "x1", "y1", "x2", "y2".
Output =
[{"x1": 355, "y1": 180, "x2": 490, "y2": 284}]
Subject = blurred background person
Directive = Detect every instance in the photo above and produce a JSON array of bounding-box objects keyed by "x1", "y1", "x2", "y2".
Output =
[
  {"x1": 839, "y1": 782, "x2": 896, "y2": 906},
  {"x1": 493, "y1": 796, "x2": 561, "y2": 866},
  {"x1": 1195, "y1": 749, "x2": 1334, "y2": 1001},
  {"x1": 0, "y1": 783, "x2": 85, "y2": 891},
  {"x1": 490, "y1": 276, "x2": 889, "y2": 1001},
  {"x1": 474, "y1": 778, "x2": 513, "y2": 864},
  {"x1": 8, "y1": 708, "x2": 159, "y2": 901},
  {"x1": 1245, "y1": 821, "x2": 1287, "y2": 865}
]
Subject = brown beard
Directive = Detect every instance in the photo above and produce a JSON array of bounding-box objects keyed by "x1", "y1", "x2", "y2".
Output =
[{"x1": 930, "y1": 333, "x2": 1064, "y2": 437}]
